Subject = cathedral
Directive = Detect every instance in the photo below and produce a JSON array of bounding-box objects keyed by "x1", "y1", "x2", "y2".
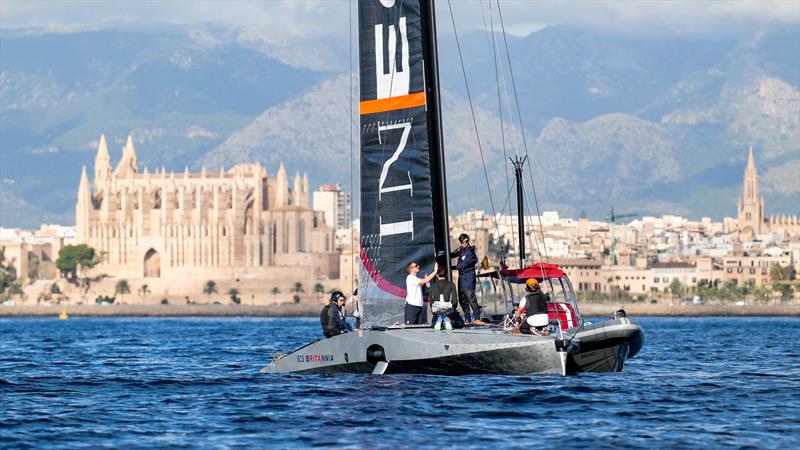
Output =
[
  {"x1": 76, "y1": 133, "x2": 337, "y2": 282},
  {"x1": 737, "y1": 146, "x2": 799, "y2": 241}
]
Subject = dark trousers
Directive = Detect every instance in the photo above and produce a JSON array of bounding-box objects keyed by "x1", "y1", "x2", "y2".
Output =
[
  {"x1": 430, "y1": 308, "x2": 465, "y2": 328},
  {"x1": 458, "y1": 289, "x2": 481, "y2": 321},
  {"x1": 324, "y1": 328, "x2": 343, "y2": 338},
  {"x1": 404, "y1": 303, "x2": 426, "y2": 325}
]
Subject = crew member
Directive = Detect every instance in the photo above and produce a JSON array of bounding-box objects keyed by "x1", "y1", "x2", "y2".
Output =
[
  {"x1": 450, "y1": 233, "x2": 480, "y2": 323},
  {"x1": 320, "y1": 291, "x2": 352, "y2": 338},
  {"x1": 513, "y1": 278, "x2": 550, "y2": 336},
  {"x1": 405, "y1": 261, "x2": 438, "y2": 325},
  {"x1": 429, "y1": 268, "x2": 458, "y2": 331},
  {"x1": 348, "y1": 288, "x2": 362, "y2": 329}
]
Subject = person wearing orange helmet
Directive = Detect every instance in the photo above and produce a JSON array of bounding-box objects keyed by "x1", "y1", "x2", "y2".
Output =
[{"x1": 513, "y1": 278, "x2": 550, "y2": 336}]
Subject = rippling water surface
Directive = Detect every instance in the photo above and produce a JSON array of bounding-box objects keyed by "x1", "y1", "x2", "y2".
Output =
[{"x1": 1, "y1": 316, "x2": 799, "y2": 449}]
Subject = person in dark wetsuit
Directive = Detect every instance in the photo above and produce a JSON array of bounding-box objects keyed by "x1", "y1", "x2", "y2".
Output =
[
  {"x1": 320, "y1": 291, "x2": 352, "y2": 338},
  {"x1": 513, "y1": 279, "x2": 550, "y2": 336},
  {"x1": 429, "y1": 268, "x2": 458, "y2": 331},
  {"x1": 450, "y1": 233, "x2": 480, "y2": 323}
]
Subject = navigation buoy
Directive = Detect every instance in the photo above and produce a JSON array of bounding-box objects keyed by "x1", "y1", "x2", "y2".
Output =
[{"x1": 58, "y1": 309, "x2": 69, "y2": 320}]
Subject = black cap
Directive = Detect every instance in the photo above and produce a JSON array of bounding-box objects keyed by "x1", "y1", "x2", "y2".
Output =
[{"x1": 330, "y1": 291, "x2": 344, "y2": 302}]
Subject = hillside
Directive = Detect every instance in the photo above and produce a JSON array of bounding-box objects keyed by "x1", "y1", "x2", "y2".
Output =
[{"x1": 0, "y1": 23, "x2": 797, "y2": 227}]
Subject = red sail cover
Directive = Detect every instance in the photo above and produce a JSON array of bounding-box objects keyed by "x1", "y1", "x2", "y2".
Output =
[
  {"x1": 500, "y1": 263, "x2": 566, "y2": 283},
  {"x1": 358, "y1": 0, "x2": 435, "y2": 326}
]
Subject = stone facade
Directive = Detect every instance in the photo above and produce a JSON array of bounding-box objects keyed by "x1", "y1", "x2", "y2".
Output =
[{"x1": 76, "y1": 134, "x2": 337, "y2": 283}]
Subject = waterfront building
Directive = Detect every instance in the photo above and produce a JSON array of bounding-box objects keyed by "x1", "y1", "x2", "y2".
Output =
[
  {"x1": 721, "y1": 252, "x2": 792, "y2": 287},
  {"x1": 75, "y1": 133, "x2": 337, "y2": 282}
]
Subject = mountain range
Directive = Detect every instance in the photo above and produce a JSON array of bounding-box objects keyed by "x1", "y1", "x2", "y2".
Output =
[{"x1": 0, "y1": 21, "x2": 797, "y2": 228}]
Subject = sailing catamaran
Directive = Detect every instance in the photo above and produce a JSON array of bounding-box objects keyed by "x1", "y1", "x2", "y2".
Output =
[{"x1": 262, "y1": 0, "x2": 643, "y2": 376}]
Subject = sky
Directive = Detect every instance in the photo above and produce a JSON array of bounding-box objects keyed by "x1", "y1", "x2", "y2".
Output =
[{"x1": 1, "y1": 0, "x2": 798, "y2": 37}]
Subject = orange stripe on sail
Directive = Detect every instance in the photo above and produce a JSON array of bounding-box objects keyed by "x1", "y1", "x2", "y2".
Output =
[{"x1": 359, "y1": 92, "x2": 426, "y2": 115}]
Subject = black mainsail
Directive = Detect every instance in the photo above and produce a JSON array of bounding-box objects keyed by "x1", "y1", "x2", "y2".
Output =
[{"x1": 358, "y1": 0, "x2": 449, "y2": 326}]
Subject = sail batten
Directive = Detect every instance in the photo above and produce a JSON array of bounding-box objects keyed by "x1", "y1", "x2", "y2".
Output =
[{"x1": 358, "y1": 0, "x2": 437, "y2": 327}]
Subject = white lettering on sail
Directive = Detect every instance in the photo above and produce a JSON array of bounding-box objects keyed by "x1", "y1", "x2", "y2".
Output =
[
  {"x1": 374, "y1": 17, "x2": 409, "y2": 100},
  {"x1": 378, "y1": 122, "x2": 412, "y2": 201},
  {"x1": 380, "y1": 213, "x2": 413, "y2": 244},
  {"x1": 378, "y1": 121, "x2": 414, "y2": 240}
]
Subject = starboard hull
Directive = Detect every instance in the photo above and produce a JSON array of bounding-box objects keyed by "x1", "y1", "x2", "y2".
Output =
[{"x1": 568, "y1": 318, "x2": 645, "y2": 373}]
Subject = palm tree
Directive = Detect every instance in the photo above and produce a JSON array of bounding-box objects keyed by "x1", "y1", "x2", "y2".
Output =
[
  {"x1": 271, "y1": 286, "x2": 280, "y2": 297},
  {"x1": 139, "y1": 284, "x2": 151, "y2": 298},
  {"x1": 115, "y1": 279, "x2": 131, "y2": 303},
  {"x1": 228, "y1": 288, "x2": 241, "y2": 305},
  {"x1": 313, "y1": 282, "x2": 324, "y2": 301},
  {"x1": 292, "y1": 282, "x2": 304, "y2": 304},
  {"x1": 203, "y1": 280, "x2": 218, "y2": 297}
]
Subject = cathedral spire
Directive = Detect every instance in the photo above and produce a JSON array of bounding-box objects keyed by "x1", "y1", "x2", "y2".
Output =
[
  {"x1": 738, "y1": 146, "x2": 764, "y2": 240},
  {"x1": 78, "y1": 166, "x2": 90, "y2": 203},
  {"x1": 114, "y1": 134, "x2": 139, "y2": 177},
  {"x1": 276, "y1": 162, "x2": 288, "y2": 206},
  {"x1": 743, "y1": 145, "x2": 758, "y2": 201},
  {"x1": 94, "y1": 133, "x2": 111, "y2": 185}
]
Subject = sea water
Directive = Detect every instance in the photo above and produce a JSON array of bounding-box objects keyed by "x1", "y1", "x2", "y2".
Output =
[{"x1": 1, "y1": 317, "x2": 798, "y2": 449}]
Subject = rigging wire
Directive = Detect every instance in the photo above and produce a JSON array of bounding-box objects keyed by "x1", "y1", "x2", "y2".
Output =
[
  {"x1": 487, "y1": 0, "x2": 511, "y2": 201},
  {"x1": 489, "y1": 0, "x2": 540, "y2": 269},
  {"x1": 495, "y1": 0, "x2": 550, "y2": 270},
  {"x1": 349, "y1": 0, "x2": 355, "y2": 293},
  {"x1": 445, "y1": 0, "x2": 503, "y2": 256}
]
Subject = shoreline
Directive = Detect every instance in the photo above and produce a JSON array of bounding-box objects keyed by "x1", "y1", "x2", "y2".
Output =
[{"x1": 1, "y1": 302, "x2": 797, "y2": 317}]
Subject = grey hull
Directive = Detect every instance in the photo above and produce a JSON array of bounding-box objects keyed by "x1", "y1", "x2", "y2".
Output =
[
  {"x1": 567, "y1": 318, "x2": 645, "y2": 373},
  {"x1": 262, "y1": 318, "x2": 643, "y2": 376}
]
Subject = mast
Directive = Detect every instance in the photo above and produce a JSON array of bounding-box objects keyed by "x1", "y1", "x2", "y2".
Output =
[
  {"x1": 511, "y1": 156, "x2": 527, "y2": 268},
  {"x1": 419, "y1": 0, "x2": 451, "y2": 278}
]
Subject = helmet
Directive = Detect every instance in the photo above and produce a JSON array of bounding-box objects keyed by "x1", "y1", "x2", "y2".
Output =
[
  {"x1": 330, "y1": 291, "x2": 344, "y2": 302},
  {"x1": 525, "y1": 278, "x2": 539, "y2": 290}
]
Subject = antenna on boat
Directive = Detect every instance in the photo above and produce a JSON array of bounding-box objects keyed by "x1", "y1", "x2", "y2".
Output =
[{"x1": 510, "y1": 155, "x2": 527, "y2": 269}]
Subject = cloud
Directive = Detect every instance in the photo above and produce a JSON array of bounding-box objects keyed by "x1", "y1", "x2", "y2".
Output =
[{"x1": 1, "y1": 0, "x2": 798, "y2": 38}]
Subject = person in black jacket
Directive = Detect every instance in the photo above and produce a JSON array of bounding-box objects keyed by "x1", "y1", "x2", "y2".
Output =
[
  {"x1": 429, "y1": 268, "x2": 457, "y2": 331},
  {"x1": 450, "y1": 233, "x2": 481, "y2": 323},
  {"x1": 320, "y1": 291, "x2": 352, "y2": 338},
  {"x1": 513, "y1": 279, "x2": 550, "y2": 335}
]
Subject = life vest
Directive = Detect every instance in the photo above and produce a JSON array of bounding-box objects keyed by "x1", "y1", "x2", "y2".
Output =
[
  {"x1": 522, "y1": 291, "x2": 547, "y2": 315},
  {"x1": 320, "y1": 303, "x2": 334, "y2": 332}
]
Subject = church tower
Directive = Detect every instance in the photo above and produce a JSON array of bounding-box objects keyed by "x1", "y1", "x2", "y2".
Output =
[
  {"x1": 114, "y1": 134, "x2": 138, "y2": 177},
  {"x1": 737, "y1": 146, "x2": 765, "y2": 240},
  {"x1": 94, "y1": 133, "x2": 111, "y2": 191},
  {"x1": 76, "y1": 166, "x2": 91, "y2": 242},
  {"x1": 276, "y1": 162, "x2": 288, "y2": 207}
]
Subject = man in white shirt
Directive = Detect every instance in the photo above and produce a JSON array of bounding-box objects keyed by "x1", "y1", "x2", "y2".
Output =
[{"x1": 405, "y1": 260, "x2": 438, "y2": 325}]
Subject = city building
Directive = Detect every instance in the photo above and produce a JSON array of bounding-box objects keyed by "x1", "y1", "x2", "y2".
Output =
[{"x1": 312, "y1": 184, "x2": 351, "y2": 231}]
